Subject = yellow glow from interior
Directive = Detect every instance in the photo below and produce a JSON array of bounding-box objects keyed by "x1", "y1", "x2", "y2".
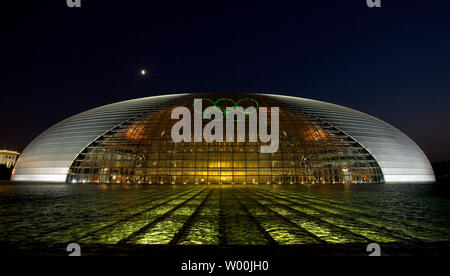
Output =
[
  {"x1": 304, "y1": 126, "x2": 327, "y2": 141},
  {"x1": 125, "y1": 124, "x2": 144, "y2": 140}
]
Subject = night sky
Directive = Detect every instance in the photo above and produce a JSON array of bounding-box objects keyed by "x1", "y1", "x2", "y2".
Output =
[{"x1": 1, "y1": 1, "x2": 449, "y2": 162}]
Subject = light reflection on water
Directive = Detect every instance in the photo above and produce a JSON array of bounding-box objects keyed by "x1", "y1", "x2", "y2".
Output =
[{"x1": 0, "y1": 182, "x2": 449, "y2": 245}]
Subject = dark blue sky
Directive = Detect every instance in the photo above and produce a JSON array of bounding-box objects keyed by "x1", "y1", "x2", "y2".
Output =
[{"x1": 1, "y1": 1, "x2": 449, "y2": 162}]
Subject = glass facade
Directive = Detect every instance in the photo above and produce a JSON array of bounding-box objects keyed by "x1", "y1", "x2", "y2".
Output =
[{"x1": 67, "y1": 95, "x2": 383, "y2": 184}]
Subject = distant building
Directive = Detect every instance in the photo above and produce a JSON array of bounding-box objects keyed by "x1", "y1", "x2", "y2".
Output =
[{"x1": 0, "y1": 150, "x2": 20, "y2": 169}]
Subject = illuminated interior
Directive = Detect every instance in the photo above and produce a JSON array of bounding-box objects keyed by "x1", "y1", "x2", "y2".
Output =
[{"x1": 67, "y1": 95, "x2": 383, "y2": 184}]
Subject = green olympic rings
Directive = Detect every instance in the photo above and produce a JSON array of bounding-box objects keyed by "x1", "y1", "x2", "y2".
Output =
[
  {"x1": 191, "y1": 97, "x2": 260, "y2": 122},
  {"x1": 192, "y1": 97, "x2": 259, "y2": 116}
]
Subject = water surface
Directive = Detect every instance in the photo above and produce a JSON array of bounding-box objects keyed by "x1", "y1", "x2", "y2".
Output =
[{"x1": 0, "y1": 182, "x2": 449, "y2": 246}]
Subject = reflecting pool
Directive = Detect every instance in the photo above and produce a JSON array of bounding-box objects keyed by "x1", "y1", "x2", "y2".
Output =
[{"x1": 0, "y1": 182, "x2": 449, "y2": 248}]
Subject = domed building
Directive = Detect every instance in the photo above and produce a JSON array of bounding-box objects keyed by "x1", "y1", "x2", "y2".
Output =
[{"x1": 12, "y1": 94, "x2": 435, "y2": 184}]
